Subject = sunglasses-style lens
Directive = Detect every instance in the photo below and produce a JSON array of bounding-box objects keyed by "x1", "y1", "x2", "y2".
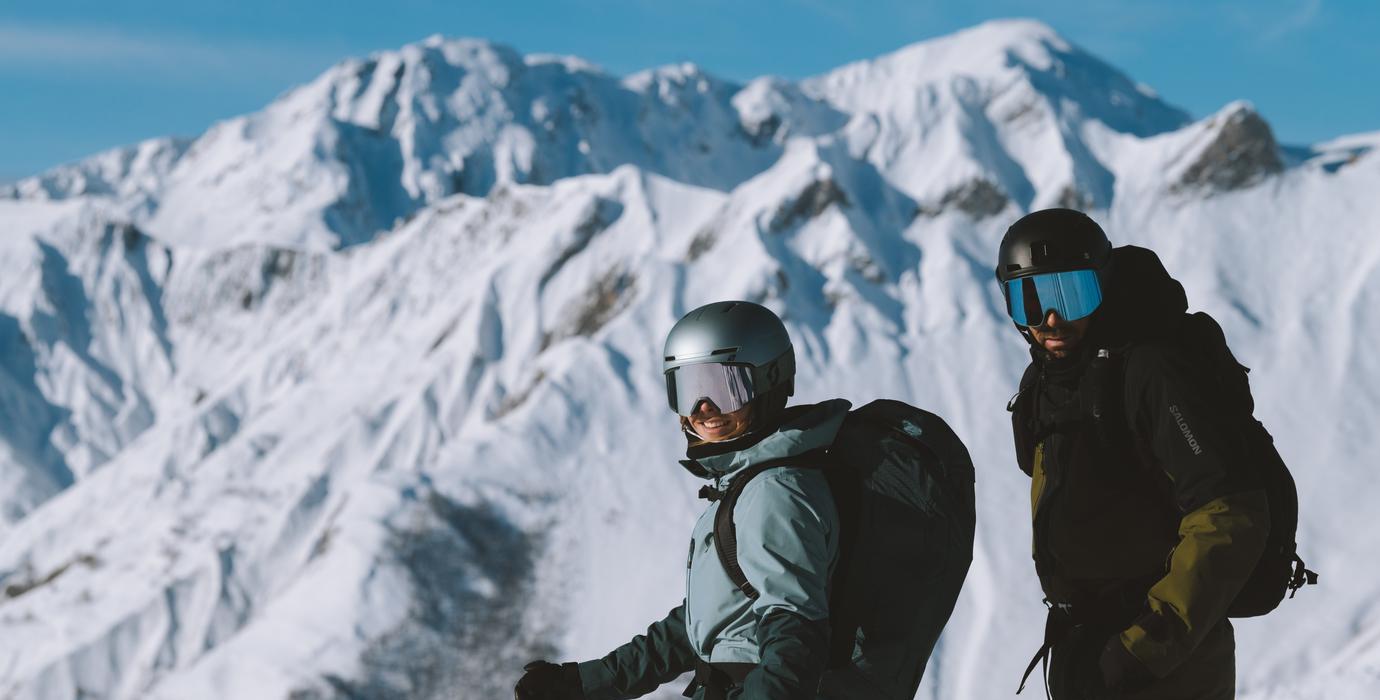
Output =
[
  {"x1": 666, "y1": 363, "x2": 756, "y2": 416},
  {"x1": 1005, "y1": 269, "x2": 1103, "y2": 326}
]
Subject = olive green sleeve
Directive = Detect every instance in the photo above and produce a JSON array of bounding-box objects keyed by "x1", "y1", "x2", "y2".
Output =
[
  {"x1": 1120, "y1": 491, "x2": 1268, "y2": 676},
  {"x1": 576, "y1": 603, "x2": 695, "y2": 700},
  {"x1": 1119, "y1": 346, "x2": 1270, "y2": 677}
]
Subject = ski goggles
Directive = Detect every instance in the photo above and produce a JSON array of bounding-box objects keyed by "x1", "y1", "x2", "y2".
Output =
[
  {"x1": 1003, "y1": 268, "x2": 1103, "y2": 327},
  {"x1": 665, "y1": 362, "x2": 757, "y2": 416}
]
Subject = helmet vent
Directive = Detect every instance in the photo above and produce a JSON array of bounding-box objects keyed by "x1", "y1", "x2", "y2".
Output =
[{"x1": 664, "y1": 347, "x2": 738, "y2": 362}]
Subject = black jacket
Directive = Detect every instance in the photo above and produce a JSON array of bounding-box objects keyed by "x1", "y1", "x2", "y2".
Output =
[{"x1": 1011, "y1": 246, "x2": 1270, "y2": 678}]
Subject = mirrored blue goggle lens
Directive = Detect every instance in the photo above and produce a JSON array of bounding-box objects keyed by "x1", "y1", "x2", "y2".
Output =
[
  {"x1": 666, "y1": 363, "x2": 756, "y2": 416},
  {"x1": 1005, "y1": 269, "x2": 1103, "y2": 326}
]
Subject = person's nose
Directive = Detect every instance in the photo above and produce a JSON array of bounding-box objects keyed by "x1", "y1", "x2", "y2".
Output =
[
  {"x1": 1040, "y1": 309, "x2": 1066, "y2": 329},
  {"x1": 692, "y1": 399, "x2": 721, "y2": 418}
]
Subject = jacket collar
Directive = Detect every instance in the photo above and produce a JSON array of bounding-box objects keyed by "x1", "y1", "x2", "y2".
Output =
[{"x1": 679, "y1": 399, "x2": 851, "y2": 481}]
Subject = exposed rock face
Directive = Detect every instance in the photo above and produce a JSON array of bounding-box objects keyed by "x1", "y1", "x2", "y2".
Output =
[
  {"x1": 541, "y1": 266, "x2": 638, "y2": 349},
  {"x1": 741, "y1": 113, "x2": 783, "y2": 147},
  {"x1": 686, "y1": 226, "x2": 718, "y2": 261},
  {"x1": 538, "y1": 197, "x2": 624, "y2": 288},
  {"x1": 1176, "y1": 108, "x2": 1283, "y2": 192},
  {"x1": 768, "y1": 178, "x2": 850, "y2": 232},
  {"x1": 918, "y1": 179, "x2": 1009, "y2": 219},
  {"x1": 1055, "y1": 186, "x2": 1093, "y2": 211}
]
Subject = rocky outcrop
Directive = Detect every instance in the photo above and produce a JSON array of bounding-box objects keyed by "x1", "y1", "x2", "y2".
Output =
[
  {"x1": 541, "y1": 266, "x2": 637, "y2": 349},
  {"x1": 918, "y1": 179, "x2": 1009, "y2": 219},
  {"x1": 1054, "y1": 185, "x2": 1093, "y2": 211},
  {"x1": 686, "y1": 225, "x2": 718, "y2": 262},
  {"x1": 538, "y1": 197, "x2": 625, "y2": 288},
  {"x1": 768, "y1": 178, "x2": 851, "y2": 232},
  {"x1": 1175, "y1": 107, "x2": 1283, "y2": 192}
]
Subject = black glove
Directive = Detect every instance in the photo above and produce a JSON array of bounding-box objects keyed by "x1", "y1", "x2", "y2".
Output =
[
  {"x1": 1098, "y1": 636, "x2": 1155, "y2": 693},
  {"x1": 514, "y1": 660, "x2": 584, "y2": 700},
  {"x1": 1069, "y1": 645, "x2": 1112, "y2": 700}
]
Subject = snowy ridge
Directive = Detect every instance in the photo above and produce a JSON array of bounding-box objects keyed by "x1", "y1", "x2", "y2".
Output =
[
  {"x1": 0, "y1": 19, "x2": 1377, "y2": 700},
  {"x1": 1, "y1": 138, "x2": 189, "y2": 216},
  {"x1": 800, "y1": 19, "x2": 1192, "y2": 214},
  {"x1": 5, "y1": 37, "x2": 787, "y2": 252}
]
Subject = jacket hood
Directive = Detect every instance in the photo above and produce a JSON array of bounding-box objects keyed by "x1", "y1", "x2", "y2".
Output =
[
  {"x1": 1092, "y1": 245, "x2": 1188, "y2": 347},
  {"x1": 680, "y1": 399, "x2": 852, "y2": 480},
  {"x1": 1030, "y1": 245, "x2": 1189, "y2": 367}
]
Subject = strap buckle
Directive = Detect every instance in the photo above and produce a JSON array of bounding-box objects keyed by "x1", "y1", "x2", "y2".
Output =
[{"x1": 1288, "y1": 555, "x2": 1319, "y2": 598}]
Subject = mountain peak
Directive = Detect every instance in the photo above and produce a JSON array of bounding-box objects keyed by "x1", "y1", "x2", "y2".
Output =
[
  {"x1": 824, "y1": 18, "x2": 1071, "y2": 86},
  {"x1": 796, "y1": 20, "x2": 1190, "y2": 212},
  {"x1": 404, "y1": 34, "x2": 522, "y2": 62},
  {"x1": 524, "y1": 52, "x2": 605, "y2": 75},
  {"x1": 954, "y1": 17, "x2": 1065, "y2": 45},
  {"x1": 1171, "y1": 100, "x2": 1283, "y2": 192},
  {"x1": 809, "y1": 18, "x2": 1186, "y2": 134},
  {"x1": 623, "y1": 61, "x2": 734, "y2": 94}
]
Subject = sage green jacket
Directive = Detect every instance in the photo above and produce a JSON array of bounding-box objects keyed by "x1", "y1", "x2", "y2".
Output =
[{"x1": 577, "y1": 400, "x2": 849, "y2": 699}]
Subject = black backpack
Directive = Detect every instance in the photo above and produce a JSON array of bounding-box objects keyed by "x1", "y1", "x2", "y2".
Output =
[
  {"x1": 1075, "y1": 311, "x2": 1317, "y2": 617},
  {"x1": 703, "y1": 400, "x2": 975, "y2": 699}
]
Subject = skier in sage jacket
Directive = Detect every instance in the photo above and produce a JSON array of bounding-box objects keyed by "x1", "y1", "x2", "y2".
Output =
[
  {"x1": 998, "y1": 209, "x2": 1270, "y2": 699},
  {"x1": 515, "y1": 301, "x2": 843, "y2": 700}
]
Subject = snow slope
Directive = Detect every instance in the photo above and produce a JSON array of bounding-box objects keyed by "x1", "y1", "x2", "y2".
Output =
[{"x1": 0, "y1": 18, "x2": 1376, "y2": 700}]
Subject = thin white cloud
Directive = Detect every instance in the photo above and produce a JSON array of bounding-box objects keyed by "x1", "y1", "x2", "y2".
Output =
[
  {"x1": 1260, "y1": 0, "x2": 1323, "y2": 42},
  {"x1": 0, "y1": 21, "x2": 344, "y2": 82}
]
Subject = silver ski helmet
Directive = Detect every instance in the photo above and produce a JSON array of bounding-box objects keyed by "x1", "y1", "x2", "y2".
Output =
[{"x1": 662, "y1": 301, "x2": 795, "y2": 417}]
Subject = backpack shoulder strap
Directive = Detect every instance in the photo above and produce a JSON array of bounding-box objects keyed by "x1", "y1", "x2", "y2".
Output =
[
  {"x1": 1084, "y1": 347, "x2": 1132, "y2": 449},
  {"x1": 712, "y1": 449, "x2": 832, "y2": 600},
  {"x1": 1008, "y1": 363, "x2": 1041, "y2": 476}
]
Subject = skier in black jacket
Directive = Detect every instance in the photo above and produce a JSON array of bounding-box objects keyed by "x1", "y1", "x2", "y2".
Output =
[{"x1": 998, "y1": 209, "x2": 1270, "y2": 699}]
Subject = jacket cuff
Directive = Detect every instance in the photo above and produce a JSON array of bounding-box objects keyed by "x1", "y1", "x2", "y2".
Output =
[
  {"x1": 1120, "y1": 609, "x2": 1191, "y2": 679},
  {"x1": 575, "y1": 660, "x2": 616, "y2": 700},
  {"x1": 559, "y1": 662, "x2": 585, "y2": 699}
]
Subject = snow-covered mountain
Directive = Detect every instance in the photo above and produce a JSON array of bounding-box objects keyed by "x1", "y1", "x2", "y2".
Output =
[{"x1": 1, "y1": 18, "x2": 1376, "y2": 700}]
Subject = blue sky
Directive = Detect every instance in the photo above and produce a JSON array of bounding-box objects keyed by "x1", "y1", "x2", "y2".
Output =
[{"x1": 2, "y1": 0, "x2": 1377, "y2": 182}]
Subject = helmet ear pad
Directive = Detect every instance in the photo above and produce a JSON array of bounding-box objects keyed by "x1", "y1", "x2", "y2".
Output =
[
  {"x1": 754, "y1": 350, "x2": 795, "y2": 433},
  {"x1": 746, "y1": 386, "x2": 791, "y2": 436},
  {"x1": 751, "y1": 349, "x2": 796, "y2": 398}
]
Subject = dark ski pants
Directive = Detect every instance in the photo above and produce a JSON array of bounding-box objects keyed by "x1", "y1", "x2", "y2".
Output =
[{"x1": 1049, "y1": 619, "x2": 1236, "y2": 700}]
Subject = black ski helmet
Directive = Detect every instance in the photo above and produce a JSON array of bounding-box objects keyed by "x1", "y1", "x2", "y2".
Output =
[{"x1": 995, "y1": 208, "x2": 1112, "y2": 283}]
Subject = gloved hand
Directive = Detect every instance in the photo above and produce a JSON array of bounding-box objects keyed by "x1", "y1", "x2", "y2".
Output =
[
  {"x1": 1098, "y1": 635, "x2": 1155, "y2": 693},
  {"x1": 514, "y1": 660, "x2": 584, "y2": 700},
  {"x1": 1069, "y1": 646, "x2": 1112, "y2": 700}
]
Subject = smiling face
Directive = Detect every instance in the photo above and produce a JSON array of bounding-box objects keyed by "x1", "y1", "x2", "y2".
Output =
[
  {"x1": 687, "y1": 400, "x2": 754, "y2": 442},
  {"x1": 1027, "y1": 309, "x2": 1093, "y2": 359}
]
